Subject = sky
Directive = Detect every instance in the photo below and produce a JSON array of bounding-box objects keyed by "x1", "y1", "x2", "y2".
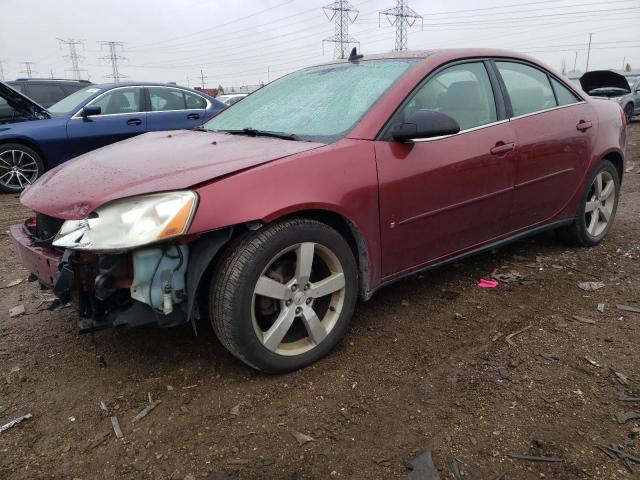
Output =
[{"x1": 0, "y1": 0, "x2": 638, "y2": 89}]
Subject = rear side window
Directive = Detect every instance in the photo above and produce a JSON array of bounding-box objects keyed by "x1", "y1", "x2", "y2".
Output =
[
  {"x1": 550, "y1": 78, "x2": 580, "y2": 106},
  {"x1": 149, "y1": 88, "x2": 187, "y2": 111},
  {"x1": 399, "y1": 61, "x2": 497, "y2": 131},
  {"x1": 25, "y1": 84, "x2": 67, "y2": 106},
  {"x1": 496, "y1": 62, "x2": 557, "y2": 116},
  {"x1": 184, "y1": 91, "x2": 206, "y2": 109}
]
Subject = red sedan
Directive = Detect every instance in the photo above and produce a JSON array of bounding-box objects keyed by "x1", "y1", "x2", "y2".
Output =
[{"x1": 12, "y1": 49, "x2": 627, "y2": 372}]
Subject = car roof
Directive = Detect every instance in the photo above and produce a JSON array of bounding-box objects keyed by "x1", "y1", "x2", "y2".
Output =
[{"x1": 11, "y1": 78, "x2": 92, "y2": 83}]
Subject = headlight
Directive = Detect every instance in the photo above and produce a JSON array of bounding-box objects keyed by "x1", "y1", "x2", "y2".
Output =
[{"x1": 53, "y1": 191, "x2": 198, "y2": 251}]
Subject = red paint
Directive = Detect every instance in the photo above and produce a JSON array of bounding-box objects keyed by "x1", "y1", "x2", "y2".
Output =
[{"x1": 15, "y1": 50, "x2": 627, "y2": 295}]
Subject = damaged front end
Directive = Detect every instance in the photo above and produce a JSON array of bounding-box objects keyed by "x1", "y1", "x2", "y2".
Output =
[{"x1": 11, "y1": 191, "x2": 230, "y2": 333}]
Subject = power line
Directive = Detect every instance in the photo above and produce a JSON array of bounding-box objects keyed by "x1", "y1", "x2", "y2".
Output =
[
  {"x1": 323, "y1": 0, "x2": 360, "y2": 59},
  {"x1": 98, "y1": 41, "x2": 127, "y2": 83},
  {"x1": 58, "y1": 38, "x2": 87, "y2": 80},
  {"x1": 379, "y1": 0, "x2": 423, "y2": 51},
  {"x1": 20, "y1": 62, "x2": 37, "y2": 78}
]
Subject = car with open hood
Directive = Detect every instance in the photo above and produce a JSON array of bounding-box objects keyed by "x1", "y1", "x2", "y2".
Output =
[
  {"x1": 580, "y1": 70, "x2": 638, "y2": 122},
  {"x1": 11, "y1": 49, "x2": 627, "y2": 373},
  {"x1": 0, "y1": 82, "x2": 225, "y2": 193}
]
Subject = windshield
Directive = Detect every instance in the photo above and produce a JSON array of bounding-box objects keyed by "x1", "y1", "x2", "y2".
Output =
[
  {"x1": 48, "y1": 86, "x2": 102, "y2": 115},
  {"x1": 204, "y1": 60, "x2": 414, "y2": 142}
]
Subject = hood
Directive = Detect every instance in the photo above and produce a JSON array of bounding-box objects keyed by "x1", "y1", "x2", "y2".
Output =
[
  {"x1": 580, "y1": 71, "x2": 631, "y2": 95},
  {"x1": 21, "y1": 129, "x2": 325, "y2": 219},
  {"x1": 0, "y1": 82, "x2": 50, "y2": 120}
]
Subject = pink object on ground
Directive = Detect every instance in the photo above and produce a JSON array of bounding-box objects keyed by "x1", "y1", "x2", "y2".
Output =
[{"x1": 478, "y1": 279, "x2": 499, "y2": 288}]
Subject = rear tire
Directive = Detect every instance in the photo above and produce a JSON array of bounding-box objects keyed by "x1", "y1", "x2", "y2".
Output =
[
  {"x1": 0, "y1": 143, "x2": 45, "y2": 193},
  {"x1": 209, "y1": 219, "x2": 358, "y2": 373},
  {"x1": 624, "y1": 103, "x2": 634, "y2": 123},
  {"x1": 557, "y1": 159, "x2": 620, "y2": 247}
]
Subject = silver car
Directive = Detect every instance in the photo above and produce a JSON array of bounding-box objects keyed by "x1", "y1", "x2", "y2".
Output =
[{"x1": 580, "y1": 71, "x2": 638, "y2": 122}]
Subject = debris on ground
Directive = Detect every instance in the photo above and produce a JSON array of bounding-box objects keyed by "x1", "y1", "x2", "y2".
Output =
[
  {"x1": 405, "y1": 450, "x2": 441, "y2": 480},
  {"x1": 541, "y1": 395, "x2": 560, "y2": 404},
  {"x1": 537, "y1": 352, "x2": 559, "y2": 361},
  {"x1": 617, "y1": 392, "x2": 640, "y2": 402},
  {"x1": 584, "y1": 356, "x2": 602, "y2": 368},
  {"x1": 453, "y1": 312, "x2": 465, "y2": 321},
  {"x1": 99, "y1": 401, "x2": 108, "y2": 413},
  {"x1": 571, "y1": 315, "x2": 596, "y2": 325},
  {"x1": 613, "y1": 371, "x2": 630, "y2": 385},
  {"x1": 448, "y1": 457, "x2": 463, "y2": 480},
  {"x1": 478, "y1": 279, "x2": 499, "y2": 288},
  {"x1": 615, "y1": 411, "x2": 640, "y2": 424},
  {"x1": 0, "y1": 405, "x2": 7, "y2": 415},
  {"x1": 596, "y1": 444, "x2": 640, "y2": 472},
  {"x1": 8, "y1": 305, "x2": 25, "y2": 318},
  {"x1": 506, "y1": 453, "x2": 565, "y2": 462},
  {"x1": 291, "y1": 430, "x2": 314, "y2": 446},
  {"x1": 597, "y1": 303, "x2": 605, "y2": 313},
  {"x1": 578, "y1": 281, "x2": 605, "y2": 291},
  {"x1": 2, "y1": 279, "x2": 23, "y2": 288},
  {"x1": 132, "y1": 393, "x2": 161, "y2": 423},
  {"x1": 616, "y1": 304, "x2": 640, "y2": 314},
  {"x1": 110, "y1": 416, "x2": 123, "y2": 439},
  {"x1": 229, "y1": 403, "x2": 240, "y2": 416},
  {"x1": 0, "y1": 413, "x2": 32, "y2": 434},
  {"x1": 505, "y1": 325, "x2": 532, "y2": 346},
  {"x1": 374, "y1": 457, "x2": 391, "y2": 467},
  {"x1": 491, "y1": 270, "x2": 523, "y2": 283}
]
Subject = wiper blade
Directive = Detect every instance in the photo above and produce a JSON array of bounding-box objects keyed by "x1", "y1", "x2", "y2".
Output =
[{"x1": 222, "y1": 127, "x2": 299, "y2": 141}]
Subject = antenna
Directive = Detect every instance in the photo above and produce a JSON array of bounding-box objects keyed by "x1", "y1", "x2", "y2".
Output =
[
  {"x1": 58, "y1": 38, "x2": 87, "y2": 80},
  {"x1": 98, "y1": 41, "x2": 127, "y2": 83},
  {"x1": 20, "y1": 62, "x2": 37, "y2": 78},
  {"x1": 379, "y1": 0, "x2": 423, "y2": 52},
  {"x1": 322, "y1": 0, "x2": 360, "y2": 59}
]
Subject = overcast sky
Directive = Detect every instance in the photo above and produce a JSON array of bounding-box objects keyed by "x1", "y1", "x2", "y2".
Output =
[{"x1": 1, "y1": 0, "x2": 638, "y2": 88}]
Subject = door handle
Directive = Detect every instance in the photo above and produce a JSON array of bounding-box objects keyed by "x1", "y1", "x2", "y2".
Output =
[
  {"x1": 490, "y1": 142, "x2": 515, "y2": 156},
  {"x1": 126, "y1": 118, "x2": 142, "y2": 126},
  {"x1": 187, "y1": 113, "x2": 200, "y2": 120},
  {"x1": 576, "y1": 120, "x2": 592, "y2": 132}
]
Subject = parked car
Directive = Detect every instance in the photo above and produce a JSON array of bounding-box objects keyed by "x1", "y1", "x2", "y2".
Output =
[
  {"x1": 0, "y1": 82, "x2": 225, "y2": 192},
  {"x1": 216, "y1": 93, "x2": 248, "y2": 106},
  {"x1": 11, "y1": 49, "x2": 626, "y2": 373},
  {"x1": 580, "y1": 70, "x2": 638, "y2": 122},
  {"x1": 7, "y1": 78, "x2": 92, "y2": 107}
]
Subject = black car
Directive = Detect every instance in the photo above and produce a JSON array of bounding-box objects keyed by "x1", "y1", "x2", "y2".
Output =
[{"x1": 7, "y1": 78, "x2": 92, "y2": 108}]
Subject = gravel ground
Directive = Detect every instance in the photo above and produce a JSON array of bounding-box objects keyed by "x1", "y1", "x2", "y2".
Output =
[{"x1": 0, "y1": 122, "x2": 639, "y2": 480}]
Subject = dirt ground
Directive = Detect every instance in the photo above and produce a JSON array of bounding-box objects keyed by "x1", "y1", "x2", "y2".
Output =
[{"x1": 1, "y1": 122, "x2": 639, "y2": 480}]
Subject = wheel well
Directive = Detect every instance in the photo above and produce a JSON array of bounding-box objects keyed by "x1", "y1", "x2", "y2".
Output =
[
  {"x1": 603, "y1": 151, "x2": 624, "y2": 182},
  {"x1": 0, "y1": 138, "x2": 48, "y2": 169}
]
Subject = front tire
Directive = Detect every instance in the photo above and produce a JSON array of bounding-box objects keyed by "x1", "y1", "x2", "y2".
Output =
[
  {"x1": 210, "y1": 219, "x2": 358, "y2": 373},
  {"x1": 557, "y1": 159, "x2": 620, "y2": 247},
  {"x1": 0, "y1": 143, "x2": 44, "y2": 193}
]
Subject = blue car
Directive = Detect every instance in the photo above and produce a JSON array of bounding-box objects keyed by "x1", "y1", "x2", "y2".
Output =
[{"x1": 0, "y1": 82, "x2": 225, "y2": 192}]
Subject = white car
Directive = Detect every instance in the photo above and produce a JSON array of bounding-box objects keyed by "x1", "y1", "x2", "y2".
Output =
[{"x1": 216, "y1": 93, "x2": 248, "y2": 106}]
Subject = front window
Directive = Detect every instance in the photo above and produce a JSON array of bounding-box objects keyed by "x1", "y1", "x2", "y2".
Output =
[
  {"x1": 204, "y1": 60, "x2": 415, "y2": 142},
  {"x1": 49, "y1": 86, "x2": 102, "y2": 115},
  {"x1": 90, "y1": 87, "x2": 142, "y2": 115}
]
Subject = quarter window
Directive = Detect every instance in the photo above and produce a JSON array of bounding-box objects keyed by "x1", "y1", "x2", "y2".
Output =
[
  {"x1": 550, "y1": 78, "x2": 580, "y2": 106},
  {"x1": 90, "y1": 88, "x2": 142, "y2": 115},
  {"x1": 496, "y1": 62, "x2": 557, "y2": 116},
  {"x1": 399, "y1": 62, "x2": 498, "y2": 131},
  {"x1": 184, "y1": 91, "x2": 206, "y2": 109}
]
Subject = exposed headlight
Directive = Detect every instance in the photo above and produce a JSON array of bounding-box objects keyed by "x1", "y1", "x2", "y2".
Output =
[{"x1": 53, "y1": 191, "x2": 198, "y2": 251}]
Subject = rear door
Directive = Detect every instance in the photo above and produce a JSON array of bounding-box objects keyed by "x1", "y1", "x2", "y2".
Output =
[
  {"x1": 146, "y1": 87, "x2": 207, "y2": 131},
  {"x1": 376, "y1": 60, "x2": 517, "y2": 276},
  {"x1": 66, "y1": 86, "x2": 147, "y2": 158},
  {"x1": 493, "y1": 61, "x2": 593, "y2": 232}
]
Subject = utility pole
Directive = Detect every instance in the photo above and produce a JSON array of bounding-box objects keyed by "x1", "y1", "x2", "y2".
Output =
[
  {"x1": 98, "y1": 41, "x2": 127, "y2": 83},
  {"x1": 622, "y1": 56, "x2": 626, "y2": 71},
  {"x1": 573, "y1": 51, "x2": 578, "y2": 72},
  {"x1": 0, "y1": 60, "x2": 5, "y2": 81},
  {"x1": 585, "y1": 33, "x2": 593, "y2": 72},
  {"x1": 58, "y1": 38, "x2": 86, "y2": 80},
  {"x1": 199, "y1": 69, "x2": 207, "y2": 89},
  {"x1": 50, "y1": 69, "x2": 55, "y2": 79},
  {"x1": 322, "y1": 0, "x2": 359, "y2": 59},
  {"x1": 379, "y1": 0, "x2": 423, "y2": 52},
  {"x1": 20, "y1": 62, "x2": 37, "y2": 78}
]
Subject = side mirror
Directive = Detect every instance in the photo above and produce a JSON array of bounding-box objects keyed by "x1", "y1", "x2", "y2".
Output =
[
  {"x1": 391, "y1": 110, "x2": 460, "y2": 142},
  {"x1": 81, "y1": 105, "x2": 101, "y2": 119}
]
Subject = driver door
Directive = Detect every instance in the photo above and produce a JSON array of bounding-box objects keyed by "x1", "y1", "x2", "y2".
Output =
[{"x1": 375, "y1": 61, "x2": 517, "y2": 277}]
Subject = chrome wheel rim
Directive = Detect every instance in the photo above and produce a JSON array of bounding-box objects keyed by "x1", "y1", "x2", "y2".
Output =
[
  {"x1": 251, "y1": 242, "x2": 346, "y2": 357},
  {"x1": 0, "y1": 150, "x2": 39, "y2": 190},
  {"x1": 585, "y1": 170, "x2": 616, "y2": 238}
]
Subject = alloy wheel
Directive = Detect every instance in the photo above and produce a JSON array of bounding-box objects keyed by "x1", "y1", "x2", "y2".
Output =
[
  {"x1": 584, "y1": 170, "x2": 616, "y2": 238},
  {"x1": 251, "y1": 242, "x2": 346, "y2": 356},
  {"x1": 0, "y1": 149, "x2": 39, "y2": 190}
]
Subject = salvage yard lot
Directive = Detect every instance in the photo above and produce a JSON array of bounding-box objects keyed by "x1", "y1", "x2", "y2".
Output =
[{"x1": 1, "y1": 122, "x2": 639, "y2": 480}]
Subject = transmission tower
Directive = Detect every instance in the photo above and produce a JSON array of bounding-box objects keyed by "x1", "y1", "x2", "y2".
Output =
[
  {"x1": 98, "y1": 41, "x2": 127, "y2": 83},
  {"x1": 322, "y1": 0, "x2": 359, "y2": 59},
  {"x1": 379, "y1": 0, "x2": 423, "y2": 51},
  {"x1": 0, "y1": 60, "x2": 5, "y2": 81},
  {"x1": 199, "y1": 69, "x2": 207, "y2": 89},
  {"x1": 58, "y1": 38, "x2": 87, "y2": 80},
  {"x1": 20, "y1": 62, "x2": 37, "y2": 78}
]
